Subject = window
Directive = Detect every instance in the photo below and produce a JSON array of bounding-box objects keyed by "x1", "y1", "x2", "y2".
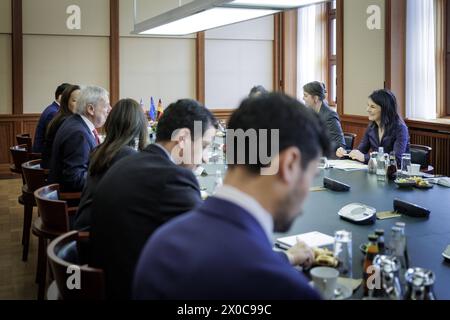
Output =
[
  {"x1": 446, "y1": 0, "x2": 449, "y2": 116},
  {"x1": 296, "y1": 0, "x2": 339, "y2": 108},
  {"x1": 327, "y1": 0, "x2": 337, "y2": 106},
  {"x1": 406, "y1": 0, "x2": 448, "y2": 119}
]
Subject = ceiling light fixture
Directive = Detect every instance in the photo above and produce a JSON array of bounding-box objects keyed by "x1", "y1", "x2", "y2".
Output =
[{"x1": 133, "y1": 0, "x2": 331, "y2": 36}]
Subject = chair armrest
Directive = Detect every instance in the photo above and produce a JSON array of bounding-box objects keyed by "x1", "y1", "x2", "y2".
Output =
[
  {"x1": 67, "y1": 207, "x2": 79, "y2": 216},
  {"x1": 59, "y1": 192, "x2": 82, "y2": 201}
]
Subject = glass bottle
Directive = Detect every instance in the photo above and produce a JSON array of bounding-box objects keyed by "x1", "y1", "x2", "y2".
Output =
[
  {"x1": 395, "y1": 222, "x2": 409, "y2": 270},
  {"x1": 368, "y1": 152, "x2": 378, "y2": 174},
  {"x1": 213, "y1": 170, "x2": 223, "y2": 194},
  {"x1": 376, "y1": 154, "x2": 387, "y2": 182},
  {"x1": 333, "y1": 230, "x2": 352, "y2": 278},
  {"x1": 387, "y1": 152, "x2": 398, "y2": 180},
  {"x1": 363, "y1": 234, "x2": 379, "y2": 297},
  {"x1": 375, "y1": 229, "x2": 385, "y2": 255}
]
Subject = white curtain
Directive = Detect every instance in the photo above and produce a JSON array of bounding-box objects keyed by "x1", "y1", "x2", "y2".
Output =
[
  {"x1": 406, "y1": 0, "x2": 437, "y2": 120},
  {"x1": 296, "y1": 4, "x2": 327, "y2": 100}
]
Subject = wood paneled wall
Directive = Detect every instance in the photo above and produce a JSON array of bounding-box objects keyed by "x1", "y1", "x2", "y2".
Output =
[{"x1": 0, "y1": 114, "x2": 39, "y2": 177}]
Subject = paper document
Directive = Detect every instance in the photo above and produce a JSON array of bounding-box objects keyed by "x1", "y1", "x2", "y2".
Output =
[
  {"x1": 276, "y1": 231, "x2": 335, "y2": 249},
  {"x1": 327, "y1": 160, "x2": 368, "y2": 171}
]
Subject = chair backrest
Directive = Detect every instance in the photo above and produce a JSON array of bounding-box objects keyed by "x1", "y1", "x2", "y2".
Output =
[
  {"x1": 10, "y1": 144, "x2": 29, "y2": 173},
  {"x1": 16, "y1": 133, "x2": 32, "y2": 151},
  {"x1": 410, "y1": 144, "x2": 432, "y2": 169},
  {"x1": 34, "y1": 184, "x2": 70, "y2": 233},
  {"x1": 47, "y1": 231, "x2": 105, "y2": 300},
  {"x1": 22, "y1": 159, "x2": 49, "y2": 192},
  {"x1": 344, "y1": 132, "x2": 357, "y2": 150}
]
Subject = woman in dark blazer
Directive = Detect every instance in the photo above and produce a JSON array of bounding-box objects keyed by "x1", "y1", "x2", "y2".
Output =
[
  {"x1": 73, "y1": 98, "x2": 148, "y2": 230},
  {"x1": 336, "y1": 89, "x2": 410, "y2": 164},
  {"x1": 303, "y1": 81, "x2": 346, "y2": 152}
]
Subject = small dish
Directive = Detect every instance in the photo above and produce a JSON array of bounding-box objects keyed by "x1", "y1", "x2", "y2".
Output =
[
  {"x1": 332, "y1": 283, "x2": 353, "y2": 300},
  {"x1": 394, "y1": 179, "x2": 416, "y2": 188},
  {"x1": 414, "y1": 181, "x2": 434, "y2": 189}
]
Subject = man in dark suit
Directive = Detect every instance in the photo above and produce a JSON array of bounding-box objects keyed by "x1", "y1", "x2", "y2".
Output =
[
  {"x1": 33, "y1": 83, "x2": 70, "y2": 153},
  {"x1": 133, "y1": 93, "x2": 331, "y2": 300},
  {"x1": 89, "y1": 99, "x2": 218, "y2": 299},
  {"x1": 48, "y1": 86, "x2": 111, "y2": 192},
  {"x1": 303, "y1": 81, "x2": 346, "y2": 152}
]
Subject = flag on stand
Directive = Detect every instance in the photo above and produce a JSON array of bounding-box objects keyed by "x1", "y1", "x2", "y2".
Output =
[
  {"x1": 157, "y1": 99, "x2": 164, "y2": 120},
  {"x1": 149, "y1": 97, "x2": 156, "y2": 121}
]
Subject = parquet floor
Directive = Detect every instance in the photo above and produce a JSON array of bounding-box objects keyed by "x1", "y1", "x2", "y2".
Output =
[{"x1": 0, "y1": 178, "x2": 38, "y2": 300}]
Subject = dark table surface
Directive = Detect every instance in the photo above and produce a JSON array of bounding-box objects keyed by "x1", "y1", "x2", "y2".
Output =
[
  {"x1": 199, "y1": 163, "x2": 450, "y2": 299},
  {"x1": 274, "y1": 168, "x2": 450, "y2": 299}
]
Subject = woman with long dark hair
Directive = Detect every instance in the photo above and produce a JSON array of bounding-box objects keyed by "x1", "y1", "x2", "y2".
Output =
[
  {"x1": 336, "y1": 89, "x2": 410, "y2": 163},
  {"x1": 73, "y1": 98, "x2": 149, "y2": 230},
  {"x1": 41, "y1": 85, "x2": 81, "y2": 168}
]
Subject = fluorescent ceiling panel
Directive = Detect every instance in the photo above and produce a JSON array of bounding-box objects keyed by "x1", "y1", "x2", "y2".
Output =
[
  {"x1": 229, "y1": 0, "x2": 328, "y2": 8},
  {"x1": 139, "y1": 7, "x2": 278, "y2": 36}
]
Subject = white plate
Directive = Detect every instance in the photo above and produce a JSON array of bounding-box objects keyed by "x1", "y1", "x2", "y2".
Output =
[
  {"x1": 308, "y1": 282, "x2": 353, "y2": 300},
  {"x1": 333, "y1": 283, "x2": 353, "y2": 300}
]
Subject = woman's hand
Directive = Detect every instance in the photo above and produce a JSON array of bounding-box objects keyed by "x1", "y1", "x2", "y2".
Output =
[
  {"x1": 348, "y1": 150, "x2": 365, "y2": 163},
  {"x1": 336, "y1": 147, "x2": 347, "y2": 158}
]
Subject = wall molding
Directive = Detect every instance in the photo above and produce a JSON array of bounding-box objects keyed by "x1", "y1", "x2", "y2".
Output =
[
  {"x1": 109, "y1": 0, "x2": 120, "y2": 105},
  {"x1": 12, "y1": 0, "x2": 23, "y2": 115}
]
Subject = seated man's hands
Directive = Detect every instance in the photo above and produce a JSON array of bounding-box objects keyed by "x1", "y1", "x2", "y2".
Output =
[
  {"x1": 336, "y1": 147, "x2": 347, "y2": 158},
  {"x1": 348, "y1": 150, "x2": 365, "y2": 163},
  {"x1": 285, "y1": 240, "x2": 314, "y2": 269}
]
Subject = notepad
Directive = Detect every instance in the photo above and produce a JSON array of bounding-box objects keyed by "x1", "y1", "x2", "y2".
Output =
[
  {"x1": 276, "y1": 231, "x2": 335, "y2": 250},
  {"x1": 327, "y1": 160, "x2": 368, "y2": 171}
]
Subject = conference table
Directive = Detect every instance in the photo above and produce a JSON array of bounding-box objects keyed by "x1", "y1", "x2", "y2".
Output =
[{"x1": 198, "y1": 161, "x2": 450, "y2": 300}]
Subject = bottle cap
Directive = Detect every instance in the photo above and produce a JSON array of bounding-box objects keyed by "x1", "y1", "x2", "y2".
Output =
[
  {"x1": 375, "y1": 229, "x2": 385, "y2": 236},
  {"x1": 368, "y1": 234, "x2": 378, "y2": 241}
]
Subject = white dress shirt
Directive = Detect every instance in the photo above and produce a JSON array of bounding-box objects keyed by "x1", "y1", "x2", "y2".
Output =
[
  {"x1": 214, "y1": 184, "x2": 274, "y2": 244},
  {"x1": 80, "y1": 115, "x2": 96, "y2": 140}
]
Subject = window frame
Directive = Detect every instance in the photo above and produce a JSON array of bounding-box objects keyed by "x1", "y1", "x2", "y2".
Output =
[{"x1": 326, "y1": 1, "x2": 337, "y2": 107}]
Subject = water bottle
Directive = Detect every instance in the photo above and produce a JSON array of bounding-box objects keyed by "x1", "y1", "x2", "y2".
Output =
[
  {"x1": 368, "y1": 152, "x2": 378, "y2": 174},
  {"x1": 333, "y1": 230, "x2": 352, "y2": 278},
  {"x1": 376, "y1": 153, "x2": 388, "y2": 182},
  {"x1": 213, "y1": 170, "x2": 223, "y2": 194}
]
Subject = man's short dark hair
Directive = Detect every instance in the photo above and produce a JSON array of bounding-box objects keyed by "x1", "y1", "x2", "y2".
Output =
[
  {"x1": 227, "y1": 93, "x2": 331, "y2": 173},
  {"x1": 156, "y1": 99, "x2": 218, "y2": 142},
  {"x1": 55, "y1": 83, "x2": 71, "y2": 100}
]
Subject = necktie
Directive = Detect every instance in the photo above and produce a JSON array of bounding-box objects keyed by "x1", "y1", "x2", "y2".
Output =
[{"x1": 93, "y1": 129, "x2": 101, "y2": 145}]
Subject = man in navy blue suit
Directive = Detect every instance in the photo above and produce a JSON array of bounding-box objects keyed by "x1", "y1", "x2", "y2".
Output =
[
  {"x1": 133, "y1": 93, "x2": 331, "y2": 300},
  {"x1": 48, "y1": 86, "x2": 111, "y2": 192},
  {"x1": 33, "y1": 83, "x2": 70, "y2": 153}
]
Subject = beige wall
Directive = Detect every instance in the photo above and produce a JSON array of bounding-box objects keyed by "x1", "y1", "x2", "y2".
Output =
[
  {"x1": 23, "y1": 0, "x2": 110, "y2": 36},
  {"x1": 0, "y1": 0, "x2": 11, "y2": 34},
  {"x1": 119, "y1": 0, "x2": 196, "y2": 106},
  {"x1": 0, "y1": 35, "x2": 12, "y2": 114},
  {"x1": 205, "y1": 16, "x2": 274, "y2": 109},
  {"x1": 120, "y1": 37, "x2": 196, "y2": 106},
  {"x1": 343, "y1": 0, "x2": 385, "y2": 116},
  {"x1": 22, "y1": 0, "x2": 110, "y2": 114},
  {"x1": 23, "y1": 35, "x2": 110, "y2": 113}
]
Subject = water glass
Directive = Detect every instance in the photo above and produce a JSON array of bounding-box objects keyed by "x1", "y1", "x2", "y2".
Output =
[
  {"x1": 318, "y1": 157, "x2": 328, "y2": 169},
  {"x1": 333, "y1": 230, "x2": 352, "y2": 278},
  {"x1": 400, "y1": 153, "x2": 411, "y2": 175}
]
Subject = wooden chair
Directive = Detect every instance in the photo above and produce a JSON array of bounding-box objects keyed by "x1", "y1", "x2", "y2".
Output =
[
  {"x1": 410, "y1": 144, "x2": 434, "y2": 174},
  {"x1": 32, "y1": 184, "x2": 78, "y2": 300},
  {"x1": 344, "y1": 132, "x2": 357, "y2": 150},
  {"x1": 16, "y1": 133, "x2": 33, "y2": 152},
  {"x1": 20, "y1": 159, "x2": 49, "y2": 261},
  {"x1": 47, "y1": 231, "x2": 105, "y2": 300},
  {"x1": 10, "y1": 144, "x2": 29, "y2": 183}
]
